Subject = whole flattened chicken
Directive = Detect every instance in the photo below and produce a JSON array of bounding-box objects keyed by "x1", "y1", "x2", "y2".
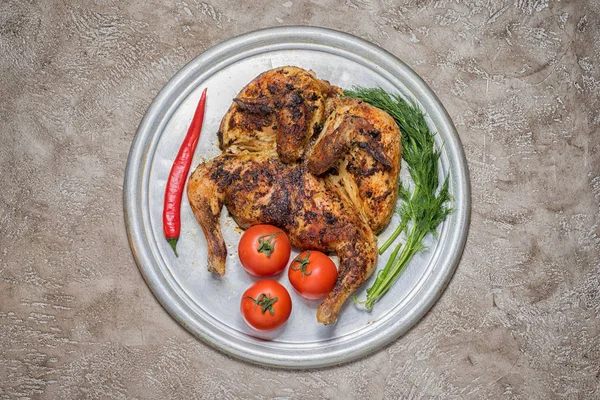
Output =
[{"x1": 187, "y1": 66, "x2": 402, "y2": 324}]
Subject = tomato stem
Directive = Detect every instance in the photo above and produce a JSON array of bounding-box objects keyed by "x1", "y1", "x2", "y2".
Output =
[
  {"x1": 291, "y1": 251, "x2": 312, "y2": 276},
  {"x1": 256, "y1": 232, "x2": 280, "y2": 258},
  {"x1": 247, "y1": 294, "x2": 278, "y2": 315}
]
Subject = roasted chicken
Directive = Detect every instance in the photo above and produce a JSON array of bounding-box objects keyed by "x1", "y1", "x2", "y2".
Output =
[{"x1": 187, "y1": 66, "x2": 402, "y2": 324}]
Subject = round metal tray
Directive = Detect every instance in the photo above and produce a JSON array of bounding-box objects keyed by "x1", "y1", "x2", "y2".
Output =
[{"x1": 124, "y1": 27, "x2": 470, "y2": 369}]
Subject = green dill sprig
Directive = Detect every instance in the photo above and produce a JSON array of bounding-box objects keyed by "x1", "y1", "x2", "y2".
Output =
[{"x1": 345, "y1": 87, "x2": 453, "y2": 309}]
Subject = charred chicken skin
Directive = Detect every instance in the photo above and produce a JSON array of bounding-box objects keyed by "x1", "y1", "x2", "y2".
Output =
[{"x1": 187, "y1": 67, "x2": 402, "y2": 324}]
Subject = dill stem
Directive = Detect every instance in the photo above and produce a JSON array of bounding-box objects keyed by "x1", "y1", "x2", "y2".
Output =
[
  {"x1": 366, "y1": 227, "x2": 423, "y2": 308},
  {"x1": 379, "y1": 216, "x2": 409, "y2": 254},
  {"x1": 380, "y1": 239, "x2": 402, "y2": 279},
  {"x1": 379, "y1": 182, "x2": 419, "y2": 255}
]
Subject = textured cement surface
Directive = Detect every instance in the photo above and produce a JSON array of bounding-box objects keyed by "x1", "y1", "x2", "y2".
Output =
[{"x1": 1, "y1": 0, "x2": 599, "y2": 398}]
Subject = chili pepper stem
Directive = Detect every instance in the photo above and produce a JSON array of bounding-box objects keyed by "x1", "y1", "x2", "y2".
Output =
[{"x1": 168, "y1": 238, "x2": 179, "y2": 257}]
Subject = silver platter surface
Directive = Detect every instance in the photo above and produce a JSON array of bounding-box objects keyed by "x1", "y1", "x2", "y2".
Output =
[{"x1": 124, "y1": 27, "x2": 471, "y2": 369}]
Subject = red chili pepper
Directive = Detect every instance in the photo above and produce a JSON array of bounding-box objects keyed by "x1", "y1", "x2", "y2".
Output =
[{"x1": 163, "y1": 88, "x2": 207, "y2": 256}]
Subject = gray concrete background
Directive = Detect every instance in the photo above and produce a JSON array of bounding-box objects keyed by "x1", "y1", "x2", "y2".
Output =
[{"x1": 1, "y1": 0, "x2": 599, "y2": 398}]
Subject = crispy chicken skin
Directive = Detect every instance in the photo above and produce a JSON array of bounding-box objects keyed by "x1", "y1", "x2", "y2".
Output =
[{"x1": 187, "y1": 66, "x2": 401, "y2": 324}]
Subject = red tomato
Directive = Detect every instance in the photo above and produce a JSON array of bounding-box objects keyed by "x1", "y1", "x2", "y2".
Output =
[
  {"x1": 238, "y1": 225, "x2": 291, "y2": 276},
  {"x1": 288, "y1": 251, "x2": 338, "y2": 300},
  {"x1": 240, "y1": 280, "x2": 292, "y2": 331}
]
